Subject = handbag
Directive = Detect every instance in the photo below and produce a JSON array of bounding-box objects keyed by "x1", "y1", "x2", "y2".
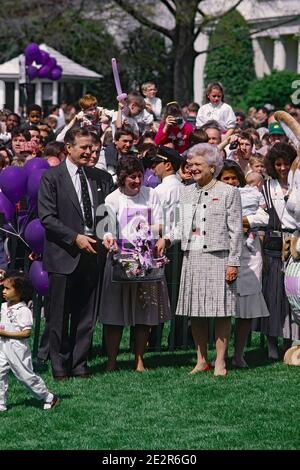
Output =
[
  {"x1": 111, "y1": 252, "x2": 165, "y2": 283},
  {"x1": 262, "y1": 180, "x2": 283, "y2": 253}
]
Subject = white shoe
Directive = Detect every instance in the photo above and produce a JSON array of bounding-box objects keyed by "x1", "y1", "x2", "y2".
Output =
[
  {"x1": 43, "y1": 395, "x2": 59, "y2": 410},
  {"x1": 0, "y1": 404, "x2": 7, "y2": 412}
]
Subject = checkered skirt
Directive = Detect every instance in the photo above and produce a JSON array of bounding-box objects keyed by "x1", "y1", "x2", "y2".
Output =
[{"x1": 175, "y1": 250, "x2": 237, "y2": 318}]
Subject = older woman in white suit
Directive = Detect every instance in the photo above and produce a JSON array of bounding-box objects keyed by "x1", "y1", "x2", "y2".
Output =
[{"x1": 157, "y1": 143, "x2": 243, "y2": 376}]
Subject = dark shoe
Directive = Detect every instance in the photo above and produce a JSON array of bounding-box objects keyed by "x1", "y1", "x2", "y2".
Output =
[
  {"x1": 43, "y1": 395, "x2": 60, "y2": 410},
  {"x1": 53, "y1": 375, "x2": 69, "y2": 381}
]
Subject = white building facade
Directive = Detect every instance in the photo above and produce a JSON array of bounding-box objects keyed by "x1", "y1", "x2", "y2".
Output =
[
  {"x1": 194, "y1": 0, "x2": 300, "y2": 103},
  {"x1": 0, "y1": 44, "x2": 101, "y2": 113}
]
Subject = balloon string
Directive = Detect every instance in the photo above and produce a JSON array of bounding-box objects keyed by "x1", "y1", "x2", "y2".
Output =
[{"x1": 0, "y1": 225, "x2": 30, "y2": 249}]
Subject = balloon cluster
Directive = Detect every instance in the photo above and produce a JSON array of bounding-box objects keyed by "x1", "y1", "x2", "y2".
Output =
[
  {"x1": 0, "y1": 158, "x2": 50, "y2": 295},
  {"x1": 25, "y1": 43, "x2": 62, "y2": 82}
]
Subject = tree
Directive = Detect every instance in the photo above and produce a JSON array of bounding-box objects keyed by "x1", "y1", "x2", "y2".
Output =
[
  {"x1": 204, "y1": 10, "x2": 255, "y2": 107},
  {"x1": 0, "y1": 0, "x2": 121, "y2": 107},
  {"x1": 122, "y1": 27, "x2": 174, "y2": 104},
  {"x1": 110, "y1": 0, "x2": 245, "y2": 104},
  {"x1": 241, "y1": 70, "x2": 300, "y2": 110}
]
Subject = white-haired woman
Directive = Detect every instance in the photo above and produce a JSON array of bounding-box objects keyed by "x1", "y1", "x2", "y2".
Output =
[{"x1": 156, "y1": 144, "x2": 243, "y2": 376}]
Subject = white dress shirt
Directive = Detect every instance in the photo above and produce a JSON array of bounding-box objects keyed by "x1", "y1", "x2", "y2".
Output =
[
  {"x1": 154, "y1": 174, "x2": 181, "y2": 236},
  {"x1": 66, "y1": 158, "x2": 95, "y2": 235}
]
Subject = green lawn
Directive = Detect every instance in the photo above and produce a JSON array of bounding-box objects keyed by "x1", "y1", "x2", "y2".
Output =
[{"x1": 0, "y1": 326, "x2": 299, "y2": 450}]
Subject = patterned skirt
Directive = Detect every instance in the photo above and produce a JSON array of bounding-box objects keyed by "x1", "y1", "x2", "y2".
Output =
[{"x1": 176, "y1": 250, "x2": 237, "y2": 318}]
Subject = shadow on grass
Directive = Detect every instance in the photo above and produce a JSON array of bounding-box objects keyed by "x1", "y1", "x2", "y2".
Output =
[
  {"x1": 88, "y1": 344, "x2": 281, "y2": 375},
  {"x1": 11, "y1": 393, "x2": 71, "y2": 410}
]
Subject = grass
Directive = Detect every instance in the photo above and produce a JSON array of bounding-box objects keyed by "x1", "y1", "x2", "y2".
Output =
[{"x1": 0, "y1": 324, "x2": 299, "y2": 450}]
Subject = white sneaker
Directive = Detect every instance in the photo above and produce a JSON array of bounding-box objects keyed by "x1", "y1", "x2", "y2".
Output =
[
  {"x1": 0, "y1": 404, "x2": 7, "y2": 412},
  {"x1": 43, "y1": 395, "x2": 59, "y2": 410}
]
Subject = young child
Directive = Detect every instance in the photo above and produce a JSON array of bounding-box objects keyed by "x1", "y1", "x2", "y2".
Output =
[
  {"x1": 141, "y1": 82, "x2": 162, "y2": 121},
  {"x1": 248, "y1": 154, "x2": 266, "y2": 177},
  {"x1": 114, "y1": 92, "x2": 153, "y2": 136},
  {"x1": 196, "y1": 82, "x2": 236, "y2": 137},
  {"x1": 0, "y1": 272, "x2": 59, "y2": 412},
  {"x1": 56, "y1": 94, "x2": 114, "y2": 142},
  {"x1": 240, "y1": 171, "x2": 266, "y2": 252},
  {"x1": 27, "y1": 104, "x2": 43, "y2": 127},
  {"x1": 154, "y1": 101, "x2": 193, "y2": 153}
]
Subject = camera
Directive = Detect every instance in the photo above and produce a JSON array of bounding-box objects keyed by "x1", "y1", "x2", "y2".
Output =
[
  {"x1": 174, "y1": 117, "x2": 183, "y2": 125},
  {"x1": 229, "y1": 140, "x2": 239, "y2": 150}
]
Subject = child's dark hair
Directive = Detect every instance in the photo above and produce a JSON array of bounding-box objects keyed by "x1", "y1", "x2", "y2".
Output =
[
  {"x1": 3, "y1": 271, "x2": 34, "y2": 303},
  {"x1": 189, "y1": 129, "x2": 208, "y2": 146},
  {"x1": 205, "y1": 82, "x2": 224, "y2": 102},
  {"x1": 217, "y1": 160, "x2": 246, "y2": 187},
  {"x1": 163, "y1": 102, "x2": 182, "y2": 119},
  {"x1": 27, "y1": 104, "x2": 42, "y2": 115}
]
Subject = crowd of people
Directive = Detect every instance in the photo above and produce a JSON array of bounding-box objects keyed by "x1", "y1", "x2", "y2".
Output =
[{"x1": 1, "y1": 79, "x2": 300, "y2": 410}]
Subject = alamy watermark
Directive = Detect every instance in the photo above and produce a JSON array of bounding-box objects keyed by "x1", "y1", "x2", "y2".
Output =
[{"x1": 291, "y1": 80, "x2": 300, "y2": 105}]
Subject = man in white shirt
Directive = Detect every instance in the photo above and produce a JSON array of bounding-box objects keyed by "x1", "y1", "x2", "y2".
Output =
[
  {"x1": 152, "y1": 145, "x2": 182, "y2": 236},
  {"x1": 149, "y1": 145, "x2": 183, "y2": 349}
]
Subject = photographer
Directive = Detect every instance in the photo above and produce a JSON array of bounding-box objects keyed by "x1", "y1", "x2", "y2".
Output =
[
  {"x1": 154, "y1": 102, "x2": 193, "y2": 153},
  {"x1": 227, "y1": 131, "x2": 255, "y2": 173}
]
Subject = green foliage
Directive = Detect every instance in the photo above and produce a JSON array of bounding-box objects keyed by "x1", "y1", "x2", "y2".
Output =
[
  {"x1": 0, "y1": 3, "x2": 121, "y2": 108},
  {"x1": 122, "y1": 26, "x2": 174, "y2": 105},
  {"x1": 204, "y1": 10, "x2": 255, "y2": 107},
  {"x1": 241, "y1": 70, "x2": 300, "y2": 110},
  {"x1": 0, "y1": 328, "x2": 299, "y2": 450}
]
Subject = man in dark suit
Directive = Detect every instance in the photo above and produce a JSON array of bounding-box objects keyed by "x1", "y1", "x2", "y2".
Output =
[{"x1": 38, "y1": 127, "x2": 113, "y2": 379}]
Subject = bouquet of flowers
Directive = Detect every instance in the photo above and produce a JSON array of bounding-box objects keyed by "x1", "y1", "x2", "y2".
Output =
[{"x1": 112, "y1": 221, "x2": 168, "y2": 282}]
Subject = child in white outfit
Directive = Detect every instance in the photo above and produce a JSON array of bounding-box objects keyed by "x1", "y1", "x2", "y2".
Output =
[
  {"x1": 141, "y1": 82, "x2": 162, "y2": 120},
  {"x1": 196, "y1": 82, "x2": 236, "y2": 137},
  {"x1": 0, "y1": 272, "x2": 59, "y2": 411},
  {"x1": 240, "y1": 171, "x2": 266, "y2": 252}
]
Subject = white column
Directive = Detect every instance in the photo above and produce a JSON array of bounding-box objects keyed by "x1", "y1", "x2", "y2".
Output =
[
  {"x1": 14, "y1": 81, "x2": 19, "y2": 114},
  {"x1": 297, "y1": 38, "x2": 300, "y2": 74},
  {"x1": 252, "y1": 38, "x2": 266, "y2": 78},
  {"x1": 52, "y1": 81, "x2": 58, "y2": 104},
  {"x1": 273, "y1": 37, "x2": 286, "y2": 71},
  {"x1": 0, "y1": 80, "x2": 6, "y2": 109},
  {"x1": 35, "y1": 81, "x2": 42, "y2": 106},
  {"x1": 194, "y1": 32, "x2": 209, "y2": 105}
]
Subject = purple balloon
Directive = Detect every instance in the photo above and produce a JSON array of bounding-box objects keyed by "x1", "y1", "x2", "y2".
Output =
[
  {"x1": 37, "y1": 50, "x2": 49, "y2": 65},
  {"x1": 25, "y1": 43, "x2": 40, "y2": 62},
  {"x1": 50, "y1": 66, "x2": 62, "y2": 81},
  {"x1": 0, "y1": 191, "x2": 15, "y2": 223},
  {"x1": 46, "y1": 57, "x2": 57, "y2": 70},
  {"x1": 24, "y1": 219, "x2": 45, "y2": 254},
  {"x1": 27, "y1": 168, "x2": 47, "y2": 202},
  {"x1": 27, "y1": 65, "x2": 38, "y2": 81},
  {"x1": 26, "y1": 56, "x2": 33, "y2": 66},
  {"x1": 38, "y1": 65, "x2": 51, "y2": 79},
  {"x1": 29, "y1": 261, "x2": 49, "y2": 296},
  {"x1": 24, "y1": 157, "x2": 50, "y2": 175},
  {"x1": 0, "y1": 167, "x2": 27, "y2": 203}
]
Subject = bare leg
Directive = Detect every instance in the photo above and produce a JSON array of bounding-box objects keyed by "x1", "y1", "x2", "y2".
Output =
[
  {"x1": 233, "y1": 318, "x2": 251, "y2": 368},
  {"x1": 214, "y1": 317, "x2": 231, "y2": 376},
  {"x1": 190, "y1": 318, "x2": 209, "y2": 374},
  {"x1": 134, "y1": 324, "x2": 151, "y2": 372},
  {"x1": 104, "y1": 325, "x2": 123, "y2": 371}
]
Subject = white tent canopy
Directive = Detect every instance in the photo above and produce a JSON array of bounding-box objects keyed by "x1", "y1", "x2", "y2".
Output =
[{"x1": 0, "y1": 43, "x2": 102, "y2": 112}]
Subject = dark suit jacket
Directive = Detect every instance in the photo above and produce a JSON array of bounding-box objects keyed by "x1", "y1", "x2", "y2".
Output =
[{"x1": 38, "y1": 161, "x2": 114, "y2": 275}]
